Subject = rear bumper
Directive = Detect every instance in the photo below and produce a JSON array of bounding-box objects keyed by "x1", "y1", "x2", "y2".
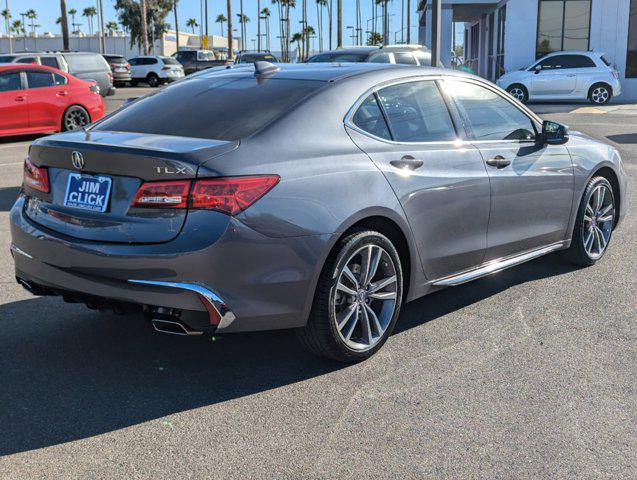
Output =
[{"x1": 10, "y1": 196, "x2": 330, "y2": 333}]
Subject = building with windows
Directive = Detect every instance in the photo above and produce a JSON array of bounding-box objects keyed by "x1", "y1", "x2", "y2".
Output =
[{"x1": 418, "y1": 0, "x2": 637, "y2": 101}]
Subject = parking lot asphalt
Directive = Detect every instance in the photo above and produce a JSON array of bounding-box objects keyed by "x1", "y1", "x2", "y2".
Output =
[{"x1": 0, "y1": 90, "x2": 635, "y2": 479}]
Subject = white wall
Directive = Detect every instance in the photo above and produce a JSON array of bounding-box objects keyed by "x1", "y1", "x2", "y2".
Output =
[
  {"x1": 502, "y1": 0, "x2": 537, "y2": 72},
  {"x1": 422, "y1": 5, "x2": 454, "y2": 67}
]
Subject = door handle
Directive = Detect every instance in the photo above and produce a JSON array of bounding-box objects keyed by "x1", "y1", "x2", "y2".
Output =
[
  {"x1": 390, "y1": 155, "x2": 424, "y2": 171},
  {"x1": 486, "y1": 155, "x2": 511, "y2": 168},
  {"x1": 14, "y1": 96, "x2": 26, "y2": 102},
  {"x1": 57, "y1": 91, "x2": 69, "y2": 96}
]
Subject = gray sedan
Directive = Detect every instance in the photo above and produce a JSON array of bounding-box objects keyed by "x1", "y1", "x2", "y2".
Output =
[{"x1": 10, "y1": 63, "x2": 628, "y2": 362}]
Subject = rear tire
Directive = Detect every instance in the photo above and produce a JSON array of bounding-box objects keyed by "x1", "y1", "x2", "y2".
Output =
[
  {"x1": 565, "y1": 176, "x2": 616, "y2": 266},
  {"x1": 146, "y1": 73, "x2": 160, "y2": 88},
  {"x1": 62, "y1": 105, "x2": 90, "y2": 131},
  {"x1": 507, "y1": 84, "x2": 529, "y2": 103},
  {"x1": 589, "y1": 83, "x2": 612, "y2": 105},
  {"x1": 297, "y1": 230, "x2": 403, "y2": 362}
]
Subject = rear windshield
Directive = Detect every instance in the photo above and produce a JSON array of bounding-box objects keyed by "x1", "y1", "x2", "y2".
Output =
[
  {"x1": 65, "y1": 54, "x2": 109, "y2": 73},
  {"x1": 308, "y1": 53, "x2": 369, "y2": 63},
  {"x1": 105, "y1": 55, "x2": 126, "y2": 62},
  {"x1": 239, "y1": 53, "x2": 278, "y2": 63},
  {"x1": 93, "y1": 77, "x2": 324, "y2": 141},
  {"x1": 0, "y1": 55, "x2": 16, "y2": 62},
  {"x1": 601, "y1": 55, "x2": 611, "y2": 67},
  {"x1": 161, "y1": 57, "x2": 181, "y2": 65}
]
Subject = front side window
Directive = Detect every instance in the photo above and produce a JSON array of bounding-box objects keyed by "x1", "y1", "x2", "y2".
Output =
[
  {"x1": 537, "y1": 0, "x2": 591, "y2": 58},
  {"x1": 351, "y1": 94, "x2": 391, "y2": 140},
  {"x1": 444, "y1": 80, "x2": 536, "y2": 142},
  {"x1": 377, "y1": 81, "x2": 456, "y2": 143},
  {"x1": 17, "y1": 57, "x2": 37, "y2": 64},
  {"x1": 53, "y1": 73, "x2": 67, "y2": 86},
  {"x1": 26, "y1": 71, "x2": 54, "y2": 89},
  {"x1": 0, "y1": 72, "x2": 22, "y2": 92}
]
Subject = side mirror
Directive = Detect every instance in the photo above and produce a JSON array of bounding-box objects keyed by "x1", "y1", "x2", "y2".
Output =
[
  {"x1": 534, "y1": 65, "x2": 542, "y2": 74},
  {"x1": 539, "y1": 120, "x2": 569, "y2": 146}
]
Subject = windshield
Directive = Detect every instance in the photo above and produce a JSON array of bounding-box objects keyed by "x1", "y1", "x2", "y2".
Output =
[
  {"x1": 93, "y1": 77, "x2": 325, "y2": 141},
  {"x1": 198, "y1": 51, "x2": 216, "y2": 61},
  {"x1": 307, "y1": 53, "x2": 369, "y2": 63}
]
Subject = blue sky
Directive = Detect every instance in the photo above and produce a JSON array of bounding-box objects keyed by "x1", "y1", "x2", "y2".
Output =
[{"x1": 3, "y1": 0, "x2": 425, "y2": 48}]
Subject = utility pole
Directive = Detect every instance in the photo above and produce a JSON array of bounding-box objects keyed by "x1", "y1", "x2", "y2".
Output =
[
  {"x1": 336, "y1": 0, "x2": 342, "y2": 48},
  {"x1": 204, "y1": 0, "x2": 208, "y2": 40},
  {"x1": 406, "y1": 0, "x2": 411, "y2": 43},
  {"x1": 257, "y1": 0, "x2": 261, "y2": 52},
  {"x1": 5, "y1": 0, "x2": 13, "y2": 53},
  {"x1": 227, "y1": 0, "x2": 233, "y2": 60},
  {"x1": 140, "y1": 0, "x2": 149, "y2": 55},
  {"x1": 431, "y1": 0, "x2": 441, "y2": 66},
  {"x1": 97, "y1": 0, "x2": 105, "y2": 53}
]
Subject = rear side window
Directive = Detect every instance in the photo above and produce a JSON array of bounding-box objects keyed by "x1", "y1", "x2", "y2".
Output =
[
  {"x1": 65, "y1": 54, "x2": 108, "y2": 73},
  {"x1": 161, "y1": 57, "x2": 180, "y2": 65},
  {"x1": 0, "y1": 72, "x2": 21, "y2": 92},
  {"x1": 17, "y1": 57, "x2": 38, "y2": 64},
  {"x1": 444, "y1": 80, "x2": 536, "y2": 141},
  {"x1": 562, "y1": 55, "x2": 596, "y2": 68},
  {"x1": 377, "y1": 81, "x2": 456, "y2": 142},
  {"x1": 352, "y1": 95, "x2": 391, "y2": 140},
  {"x1": 0, "y1": 55, "x2": 16, "y2": 62},
  {"x1": 601, "y1": 55, "x2": 611, "y2": 66},
  {"x1": 26, "y1": 71, "x2": 54, "y2": 89},
  {"x1": 393, "y1": 52, "x2": 418, "y2": 65},
  {"x1": 367, "y1": 53, "x2": 392, "y2": 64},
  {"x1": 40, "y1": 57, "x2": 60, "y2": 69},
  {"x1": 94, "y1": 77, "x2": 324, "y2": 141}
]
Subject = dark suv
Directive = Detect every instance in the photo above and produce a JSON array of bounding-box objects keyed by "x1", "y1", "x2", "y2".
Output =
[
  {"x1": 103, "y1": 54, "x2": 132, "y2": 87},
  {"x1": 307, "y1": 45, "x2": 440, "y2": 67},
  {"x1": 173, "y1": 50, "x2": 226, "y2": 75},
  {"x1": 0, "y1": 51, "x2": 115, "y2": 96}
]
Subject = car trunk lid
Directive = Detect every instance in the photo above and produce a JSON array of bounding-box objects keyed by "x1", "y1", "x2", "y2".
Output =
[{"x1": 24, "y1": 130, "x2": 238, "y2": 244}]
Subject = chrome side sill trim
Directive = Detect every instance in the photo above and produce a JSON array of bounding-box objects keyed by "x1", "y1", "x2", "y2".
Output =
[
  {"x1": 433, "y1": 242, "x2": 567, "y2": 287},
  {"x1": 128, "y1": 280, "x2": 236, "y2": 330},
  {"x1": 10, "y1": 244, "x2": 33, "y2": 259}
]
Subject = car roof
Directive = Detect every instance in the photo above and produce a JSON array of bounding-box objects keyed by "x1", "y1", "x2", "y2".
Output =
[
  {"x1": 0, "y1": 62, "x2": 59, "y2": 71},
  {"x1": 191, "y1": 62, "x2": 443, "y2": 82},
  {"x1": 542, "y1": 50, "x2": 603, "y2": 58}
]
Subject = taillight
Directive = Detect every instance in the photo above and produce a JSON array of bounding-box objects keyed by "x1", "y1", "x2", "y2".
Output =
[
  {"x1": 191, "y1": 176, "x2": 280, "y2": 215},
  {"x1": 107, "y1": 71, "x2": 113, "y2": 84},
  {"x1": 23, "y1": 158, "x2": 50, "y2": 193},
  {"x1": 125, "y1": 63, "x2": 131, "y2": 69},
  {"x1": 130, "y1": 176, "x2": 279, "y2": 215},
  {"x1": 132, "y1": 181, "x2": 190, "y2": 208}
]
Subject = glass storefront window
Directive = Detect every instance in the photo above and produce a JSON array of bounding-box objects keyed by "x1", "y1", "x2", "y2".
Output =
[
  {"x1": 536, "y1": 0, "x2": 591, "y2": 58},
  {"x1": 627, "y1": 0, "x2": 637, "y2": 77}
]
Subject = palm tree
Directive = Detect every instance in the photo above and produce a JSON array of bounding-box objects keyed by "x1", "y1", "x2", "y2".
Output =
[
  {"x1": 1, "y1": 6, "x2": 11, "y2": 53},
  {"x1": 227, "y1": 0, "x2": 233, "y2": 60},
  {"x1": 303, "y1": 24, "x2": 315, "y2": 59},
  {"x1": 58, "y1": 1, "x2": 69, "y2": 50},
  {"x1": 336, "y1": 0, "x2": 341, "y2": 47},
  {"x1": 173, "y1": 0, "x2": 180, "y2": 50},
  {"x1": 25, "y1": 8, "x2": 36, "y2": 37},
  {"x1": 257, "y1": 0, "x2": 261, "y2": 51},
  {"x1": 280, "y1": 0, "x2": 296, "y2": 62},
  {"x1": 290, "y1": 31, "x2": 302, "y2": 60},
  {"x1": 187, "y1": 17, "x2": 198, "y2": 35},
  {"x1": 82, "y1": 7, "x2": 96, "y2": 35},
  {"x1": 261, "y1": 7, "x2": 271, "y2": 51},
  {"x1": 68, "y1": 8, "x2": 78, "y2": 34},
  {"x1": 105, "y1": 21, "x2": 118, "y2": 36},
  {"x1": 406, "y1": 0, "x2": 410, "y2": 43},
  {"x1": 272, "y1": 0, "x2": 283, "y2": 59},
  {"x1": 139, "y1": 0, "x2": 149, "y2": 55},
  {"x1": 237, "y1": 13, "x2": 249, "y2": 48},
  {"x1": 215, "y1": 14, "x2": 226, "y2": 36},
  {"x1": 316, "y1": 0, "x2": 327, "y2": 52},
  {"x1": 11, "y1": 19, "x2": 25, "y2": 49}
]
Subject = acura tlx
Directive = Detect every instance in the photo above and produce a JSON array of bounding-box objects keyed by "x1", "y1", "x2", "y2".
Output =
[{"x1": 10, "y1": 62, "x2": 628, "y2": 362}]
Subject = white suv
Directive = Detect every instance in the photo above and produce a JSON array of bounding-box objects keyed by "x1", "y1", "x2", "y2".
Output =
[
  {"x1": 129, "y1": 56, "x2": 185, "y2": 87},
  {"x1": 496, "y1": 51, "x2": 621, "y2": 105}
]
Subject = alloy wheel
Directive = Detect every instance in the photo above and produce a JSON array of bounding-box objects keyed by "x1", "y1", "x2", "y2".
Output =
[
  {"x1": 583, "y1": 184, "x2": 614, "y2": 259},
  {"x1": 332, "y1": 244, "x2": 398, "y2": 351},
  {"x1": 591, "y1": 87, "x2": 610, "y2": 104},
  {"x1": 509, "y1": 87, "x2": 526, "y2": 102},
  {"x1": 64, "y1": 107, "x2": 90, "y2": 131}
]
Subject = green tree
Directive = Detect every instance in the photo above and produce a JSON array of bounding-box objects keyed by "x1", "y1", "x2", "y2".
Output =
[
  {"x1": 367, "y1": 31, "x2": 382, "y2": 46},
  {"x1": 25, "y1": 8, "x2": 37, "y2": 36},
  {"x1": 114, "y1": 0, "x2": 174, "y2": 53},
  {"x1": 186, "y1": 17, "x2": 198, "y2": 34},
  {"x1": 106, "y1": 21, "x2": 118, "y2": 35},
  {"x1": 290, "y1": 31, "x2": 302, "y2": 59},
  {"x1": 83, "y1": 6, "x2": 97, "y2": 35},
  {"x1": 261, "y1": 7, "x2": 270, "y2": 51},
  {"x1": 68, "y1": 8, "x2": 79, "y2": 34},
  {"x1": 215, "y1": 13, "x2": 226, "y2": 36}
]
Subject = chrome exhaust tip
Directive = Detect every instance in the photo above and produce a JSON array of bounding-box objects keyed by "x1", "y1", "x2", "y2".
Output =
[{"x1": 150, "y1": 318, "x2": 204, "y2": 336}]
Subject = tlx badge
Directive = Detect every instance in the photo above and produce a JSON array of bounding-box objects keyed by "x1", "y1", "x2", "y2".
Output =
[{"x1": 154, "y1": 166, "x2": 188, "y2": 174}]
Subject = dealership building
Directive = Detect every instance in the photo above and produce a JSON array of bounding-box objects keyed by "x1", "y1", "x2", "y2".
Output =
[{"x1": 419, "y1": 0, "x2": 637, "y2": 101}]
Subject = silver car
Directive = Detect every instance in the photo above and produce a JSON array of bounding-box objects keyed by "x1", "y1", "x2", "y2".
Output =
[{"x1": 10, "y1": 63, "x2": 629, "y2": 362}]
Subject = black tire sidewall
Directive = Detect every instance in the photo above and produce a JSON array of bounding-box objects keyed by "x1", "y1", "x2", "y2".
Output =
[
  {"x1": 147, "y1": 74, "x2": 159, "y2": 87},
  {"x1": 569, "y1": 176, "x2": 614, "y2": 265},
  {"x1": 321, "y1": 231, "x2": 403, "y2": 361},
  {"x1": 63, "y1": 106, "x2": 89, "y2": 131}
]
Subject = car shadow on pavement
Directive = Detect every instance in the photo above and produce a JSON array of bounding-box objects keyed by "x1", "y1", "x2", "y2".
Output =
[
  {"x1": 0, "y1": 253, "x2": 578, "y2": 456},
  {"x1": 606, "y1": 133, "x2": 637, "y2": 144},
  {"x1": 0, "y1": 186, "x2": 20, "y2": 212}
]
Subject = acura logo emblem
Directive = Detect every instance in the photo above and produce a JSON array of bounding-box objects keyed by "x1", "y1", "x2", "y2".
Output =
[{"x1": 71, "y1": 151, "x2": 84, "y2": 170}]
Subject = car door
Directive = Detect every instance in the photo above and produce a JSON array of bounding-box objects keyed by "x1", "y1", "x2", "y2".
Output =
[
  {"x1": 346, "y1": 79, "x2": 491, "y2": 279},
  {"x1": 441, "y1": 78, "x2": 573, "y2": 261},
  {"x1": 529, "y1": 55, "x2": 577, "y2": 97},
  {"x1": 0, "y1": 70, "x2": 28, "y2": 132},
  {"x1": 24, "y1": 70, "x2": 67, "y2": 130}
]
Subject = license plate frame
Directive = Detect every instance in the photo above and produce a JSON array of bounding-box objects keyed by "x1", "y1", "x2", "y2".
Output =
[{"x1": 63, "y1": 173, "x2": 113, "y2": 213}]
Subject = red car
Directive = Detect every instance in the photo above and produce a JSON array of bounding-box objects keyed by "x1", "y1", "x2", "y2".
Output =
[{"x1": 0, "y1": 63, "x2": 105, "y2": 137}]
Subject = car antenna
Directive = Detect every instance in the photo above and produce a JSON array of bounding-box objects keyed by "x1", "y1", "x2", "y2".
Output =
[{"x1": 254, "y1": 61, "x2": 280, "y2": 78}]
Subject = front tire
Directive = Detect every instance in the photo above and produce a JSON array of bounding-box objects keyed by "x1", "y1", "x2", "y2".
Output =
[
  {"x1": 146, "y1": 73, "x2": 160, "y2": 88},
  {"x1": 297, "y1": 230, "x2": 404, "y2": 362},
  {"x1": 589, "y1": 83, "x2": 612, "y2": 105},
  {"x1": 565, "y1": 176, "x2": 616, "y2": 266},
  {"x1": 507, "y1": 84, "x2": 529, "y2": 103}
]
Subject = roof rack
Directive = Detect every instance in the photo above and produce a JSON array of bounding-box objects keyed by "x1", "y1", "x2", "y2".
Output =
[{"x1": 380, "y1": 44, "x2": 425, "y2": 49}]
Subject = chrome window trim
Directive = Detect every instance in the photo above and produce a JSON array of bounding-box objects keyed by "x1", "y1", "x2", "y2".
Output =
[{"x1": 344, "y1": 73, "x2": 543, "y2": 147}]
